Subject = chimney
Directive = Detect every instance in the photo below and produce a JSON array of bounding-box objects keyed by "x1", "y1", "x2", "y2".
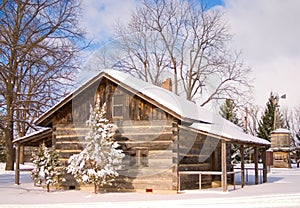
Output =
[{"x1": 161, "y1": 78, "x2": 172, "y2": 92}]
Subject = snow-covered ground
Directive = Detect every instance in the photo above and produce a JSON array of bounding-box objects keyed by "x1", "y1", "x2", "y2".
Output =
[{"x1": 1, "y1": 163, "x2": 300, "y2": 208}]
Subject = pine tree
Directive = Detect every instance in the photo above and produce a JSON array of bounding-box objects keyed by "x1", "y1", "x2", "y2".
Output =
[
  {"x1": 257, "y1": 92, "x2": 285, "y2": 141},
  {"x1": 220, "y1": 99, "x2": 239, "y2": 125},
  {"x1": 31, "y1": 143, "x2": 63, "y2": 192},
  {"x1": 67, "y1": 98, "x2": 125, "y2": 194},
  {"x1": 219, "y1": 99, "x2": 241, "y2": 163}
]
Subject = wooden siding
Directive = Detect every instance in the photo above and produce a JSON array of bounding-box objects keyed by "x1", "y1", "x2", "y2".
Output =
[
  {"x1": 273, "y1": 152, "x2": 291, "y2": 168},
  {"x1": 53, "y1": 124, "x2": 87, "y2": 164},
  {"x1": 178, "y1": 129, "x2": 211, "y2": 189},
  {"x1": 271, "y1": 132, "x2": 291, "y2": 148},
  {"x1": 270, "y1": 131, "x2": 292, "y2": 168},
  {"x1": 51, "y1": 77, "x2": 179, "y2": 192},
  {"x1": 107, "y1": 119, "x2": 178, "y2": 192},
  {"x1": 178, "y1": 129, "x2": 232, "y2": 189}
]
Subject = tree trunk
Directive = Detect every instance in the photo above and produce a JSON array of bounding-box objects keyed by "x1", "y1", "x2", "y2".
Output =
[
  {"x1": 47, "y1": 184, "x2": 50, "y2": 192},
  {"x1": 94, "y1": 184, "x2": 98, "y2": 194},
  {"x1": 16, "y1": 107, "x2": 25, "y2": 164},
  {"x1": 5, "y1": 107, "x2": 14, "y2": 171}
]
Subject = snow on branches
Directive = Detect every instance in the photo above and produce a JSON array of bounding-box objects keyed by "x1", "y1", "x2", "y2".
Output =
[
  {"x1": 30, "y1": 143, "x2": 64, "y2": 192},
  {"x1": 67, "y1": 99, "x2": 124, "y2": 193}
]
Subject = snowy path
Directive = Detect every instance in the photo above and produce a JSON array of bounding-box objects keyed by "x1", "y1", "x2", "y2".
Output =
[{"x1": 1, "y1": 163, "x2": 300, "y2": 207}]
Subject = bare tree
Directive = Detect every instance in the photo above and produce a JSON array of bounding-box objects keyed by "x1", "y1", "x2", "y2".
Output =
[
  {"x1": 243, "y1": 105, "x2": 260, "y2": 136},
  {"x1": 293, "y1": 106, "x2": 300, "y2": 135},
  {"x1": 292, "y1": 106, "x2": 300, "y2": 148},
  {"x1": 0, "y1": 0, "x2": 86, "y2": 170},
  {"x1": 94, "y1": 28, "x2": 171, "y2": 86},
  {"x1": 94, "y1": 0, "x2": 252, "y2": 106},
  {"x1": 285, "y1": 106, "x2": 300, "y2": 138}
]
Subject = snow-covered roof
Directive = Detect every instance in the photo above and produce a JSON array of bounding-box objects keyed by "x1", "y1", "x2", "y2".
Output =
[
  {"x1": 105, "y1": 70, "x2": 213, "y2": 123},
  {"x1": 13, "y1": 128, "x2": 52, "y2": 144},
  {"x1": 271, "y1": 128, "x2": 291, "y2": 134},
  {"x1": 34, "y1": 69, "x2": 269, "y2": 146},
  {"x1": 270, "y1": 147, "x2": 294, "y2": 151},
  {"x1": 188, "y1": 120, "x2": 270, "y2": 146}
]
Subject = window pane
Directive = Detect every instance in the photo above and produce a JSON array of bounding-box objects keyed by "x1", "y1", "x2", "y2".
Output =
[
  {"x1": 114, "y1": 95, "x2": 124, "y2": 105},
  {"x1": 113, "y1": 105, "x2": 123, "y2": 117}
]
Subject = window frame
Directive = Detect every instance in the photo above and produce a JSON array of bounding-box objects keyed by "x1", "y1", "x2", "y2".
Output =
[{"x1": 112, "y1": 93, "x2": 125, "y2": 119}]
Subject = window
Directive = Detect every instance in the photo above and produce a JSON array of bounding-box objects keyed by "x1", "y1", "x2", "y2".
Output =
[
  {"x1": 112, "y1": 94, "x2": 124, "y2": 118},
  {"x1": 274, "y1": 154, "x2": 283, "y2": 161},
  {"x1": 130, "y1": 147, "x2": 149, "y2": 167}
]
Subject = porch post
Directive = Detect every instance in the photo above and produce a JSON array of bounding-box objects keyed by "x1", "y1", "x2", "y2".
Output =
[
  {"x1": 19, "y1": 145, "x2": 24, "y2": 164},
  {"x1": 15, "y1": 142, "x2": 20, "y2": 185},
  {"x1": 295, "y1": 150, "x2": 298, "y2": 168},
  {"x1": 262, "y1": 147, "x2": 267, "y2": 183},
  {"x1": 172, "y1": 121, "x2": 179, "y2": 192},
  {"x1": 254, "y1": 146, "x2": 259, "y2": 185},
  {"x1": 288, "y1": 150, "x2": 292, "y2": 168},
  {"x1": 221, "y1": 139, "x2": 227, "y2": 192},
  {"x1": 240, "y1": 145, "x2": 245, "y2": 188}
]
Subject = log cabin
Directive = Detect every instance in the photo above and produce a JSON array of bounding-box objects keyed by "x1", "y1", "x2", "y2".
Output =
[{"x1": 14, "y1": 70, "x2": 270, "y2": 193}]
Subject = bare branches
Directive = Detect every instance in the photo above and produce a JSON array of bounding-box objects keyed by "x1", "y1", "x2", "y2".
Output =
[
  {"x1": 94, "y1": 0, "x2": 252, "y2": 107},
  {"x1": 0, "y1": 0, "x2": 86, "y2": 170},
  {"x1": 285, "y1": 106, "x2": 300, "y2": 139}
]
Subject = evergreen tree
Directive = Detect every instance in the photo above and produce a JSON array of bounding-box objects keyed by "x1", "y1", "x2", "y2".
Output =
[
  {"x1": 220, "y1": 99, "x2": 239, "y2": 125},
  {"x1": 257, "y1": 92, "x2": 285, "y2": 141},
  {"x1": 220, "y1": 99, "x2": 241, "y2": 163},
  {"x1": 67, "y1": 98, "x2": 125, "y2": 194},
  {"x1": 31, "y1": 143, "x2": 63, "y2": 192}
]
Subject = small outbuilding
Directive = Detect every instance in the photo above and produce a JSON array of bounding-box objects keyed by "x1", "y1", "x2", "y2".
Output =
[
  {"x1": 13, "y1": 70, "x2": 270, "y2": 193},
  {"x1": 270, "y1": 128, "x2": 292, "y2": 168}
]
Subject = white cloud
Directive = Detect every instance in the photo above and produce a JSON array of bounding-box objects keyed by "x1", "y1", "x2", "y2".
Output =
[
  {"x1": 80, "y1": 0, "x2": 138, "y2": 43},
  {"x1": 223, "y1": 0, "x2": 300, "y2": 108}
]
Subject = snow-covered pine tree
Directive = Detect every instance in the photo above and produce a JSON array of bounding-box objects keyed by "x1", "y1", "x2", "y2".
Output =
[
  {"x1": 67, "y1": 98, "x2": 125, "y2": 194},
  {"x1": 31, "y1": 143, "x2": 63, "y2": 192}
]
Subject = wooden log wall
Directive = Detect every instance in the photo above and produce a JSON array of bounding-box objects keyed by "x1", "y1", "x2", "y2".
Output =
[
  {"x1": 273, "y1": 152, "x2": 290, "y2": 168},
  {"x1": 106, "y1": 119, "x2": 178, "y2": 193},
  {"x1": 96, "y1": 80, "x2": 168, "y2": 122},
  {"x1": 178, "y1": 129, "x2": 213, "y2": 189},
  {"x1": 53, "y1": 123, "x2": 88, "y2": 163},
  {"x1": 270, "y1": 132, "x2": 291, "y2": 148},
  {"x1": 23, "y1": 146, "x2": 38, "y2": 162},
  {"x1": 177, "y1": 129, "x2": 233, "y2": 190},
  {"x1": 51, "y1": 122, "x2": 89, "y2": 189},
  {"x1": 50, "y1": 77, "x2": 180, "y2": 192}
]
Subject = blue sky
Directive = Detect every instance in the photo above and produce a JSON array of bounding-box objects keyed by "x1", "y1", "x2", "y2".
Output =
[{"x1": 200, "y1": 0, "x2": 224, "y2": 8}]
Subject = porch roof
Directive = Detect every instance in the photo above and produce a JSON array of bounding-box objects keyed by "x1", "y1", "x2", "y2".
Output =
[
  {"x1": 184, "y1": 120, "x2": 270, "y2": 146},
  {"x1": 13, "y1": 128, "x2": 52, "y2": 146}
]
